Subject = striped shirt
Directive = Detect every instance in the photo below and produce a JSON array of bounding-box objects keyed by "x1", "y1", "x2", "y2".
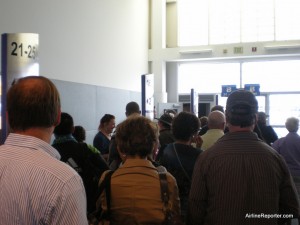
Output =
[
  {"x1": 0, "y1": 133, "x2": 88, "y2": 225},
  {"x1": 188, "y1": 131, "x2": 300, "y2": 225}
]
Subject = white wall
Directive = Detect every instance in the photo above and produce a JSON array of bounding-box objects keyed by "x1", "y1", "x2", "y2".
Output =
[{"x1": 0, "y1": 0, "x2": 149, "y2": 92}]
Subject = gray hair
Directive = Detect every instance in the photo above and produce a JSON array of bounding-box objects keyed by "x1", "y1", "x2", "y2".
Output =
[{"x1": 285, "y1": 117, "x2": 299, "y2": 133}]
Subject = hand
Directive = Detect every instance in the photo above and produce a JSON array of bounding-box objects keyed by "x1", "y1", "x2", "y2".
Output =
[{"x1": 192, "y1": 135, "x2": 203, "y2": 148}]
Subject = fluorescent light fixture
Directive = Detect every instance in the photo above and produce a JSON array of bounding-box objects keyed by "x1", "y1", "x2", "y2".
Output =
[
  {"x1": 179, "y1": 49, "x2": 213, "y2": 54},
  {"x1": 264, "y1": 44, "x2": 300, "y2": 50}
]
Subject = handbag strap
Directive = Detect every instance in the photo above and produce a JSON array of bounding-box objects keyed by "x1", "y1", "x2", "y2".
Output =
[
  {"x1": 93, "y1": 170, "x2": 114, "y2": 220},
  {"x1": 157, "y1": 166, "x2": 169, "y2": 208},
  {"x1": 157, "y1": 166, "x2": 184, "y2": 225},
  {"x1": 104, "y1": 171, "x2": 114, "y2": 215},
  {"x1": 173, "y1": 143, "x2": 191, "y2": 182}
]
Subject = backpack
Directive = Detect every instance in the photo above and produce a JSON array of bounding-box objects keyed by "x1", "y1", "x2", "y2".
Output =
[
  {"x1": 88, "y1": 170, "x2": 114, "y2": 225},
  {"x1": 90, "y1": 166, "x2": 183, "y2": 225},
  {"x1": 53, "y1": 141, "x2": 109, "y2": 214},
  {"x1": 79, "y1": 143, "x2": 110, "y2": 214}
]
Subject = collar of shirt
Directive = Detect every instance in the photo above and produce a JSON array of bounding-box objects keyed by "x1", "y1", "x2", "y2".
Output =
[
  {"x1": 223, "y1": 131, "x2": 260, "y2": 141},
  {"x1": 205, "y1": 129, "x2": 225, "y2": 135},
  {"x1": 5, "y1": 133, "x2": 61, "y2": 160},
  {"x1": 122, "y1": 158, "x2": 156, "y2": 169}
]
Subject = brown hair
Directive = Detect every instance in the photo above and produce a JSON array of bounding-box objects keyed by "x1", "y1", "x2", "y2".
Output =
[
  {"x1": 115, "y1": 115, "x2": 158, "y2": 158},
  {"x1": 7, "y1": 76, "x2": 61, "y2": 131},
  {"x1": 98, "y1": 114, "x2": 115, "y2": 130}
]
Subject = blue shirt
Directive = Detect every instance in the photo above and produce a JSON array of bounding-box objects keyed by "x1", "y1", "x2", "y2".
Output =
[
  {"x1": 272, "y1": 132, "x2": 300, "y2": 177},
  {"x1": 0, "y1": 133, "x2": 88, "y2": 225},
  {"x1": 93, "y1": 131, "x2": 110, "y2": 154}
]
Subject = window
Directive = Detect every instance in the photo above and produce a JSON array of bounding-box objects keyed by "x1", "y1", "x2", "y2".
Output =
[
  {"x1": 178, "y1": 63, "x2": 240, "y2": 93},
  {"x1": 177, "y1": 0, "x2": 208, "y2": 46},
  {"x1": 178, "y1": 60, "x2": 300, "y2": 138},
  {"x1": 242, "y1": 60, "x2": 300, "y2": 92},
  {"x1": 178, "y1": 0, "x2": 300, "y2": 46}
]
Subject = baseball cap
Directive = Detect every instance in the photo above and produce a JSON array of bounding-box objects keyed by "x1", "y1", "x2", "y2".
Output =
[
  {"x1": 155, "y1": 113, "x2": 173, "y2": 126},
  {"x1": 226, "y1": 89, "x2": 258, "y2": 115}
]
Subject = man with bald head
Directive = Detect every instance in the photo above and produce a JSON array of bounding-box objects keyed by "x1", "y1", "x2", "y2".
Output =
[
  {"x1": 0, "y1": 76, "x2": 88, "y2": 224},
  {"x1": 200, "y1": 110, "x2": 226, "y2": 150}
]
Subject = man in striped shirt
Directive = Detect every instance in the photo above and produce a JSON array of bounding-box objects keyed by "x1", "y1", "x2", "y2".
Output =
[
  {"x1": 0, "y1": 76, "x2": 88, "y2": 225},
  {"x1": 188, "y1": 89, "x2": 299, "y2": 225}
]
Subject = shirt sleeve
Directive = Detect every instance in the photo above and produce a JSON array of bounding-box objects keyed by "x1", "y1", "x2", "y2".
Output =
[{"x1": 48, "y1": 174, "x2": 88, "y2": 225}]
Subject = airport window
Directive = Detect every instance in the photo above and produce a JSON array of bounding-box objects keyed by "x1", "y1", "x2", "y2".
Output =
[
  {"x1": 178, "y1": 0, "x2": 300, "y2": 46},
  {"x1": 178, "y1": 60, "x2": 300, "y2": 138},
  {"x1": 242, "y1": 60, "x2": 300, "y2": 92},
  {"x1": 178, "y1": 62, "x2": 240, "y2": 94}
]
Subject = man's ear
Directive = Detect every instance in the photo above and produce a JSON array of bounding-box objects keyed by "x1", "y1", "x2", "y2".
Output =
[{"x1": 54, "y1": 109, "x2": 61, "y2": 126}]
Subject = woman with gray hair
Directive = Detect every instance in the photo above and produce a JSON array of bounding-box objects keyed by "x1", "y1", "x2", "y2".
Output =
[{"x1": 272, "y1": 117, "x2": 300, "y2": 198}]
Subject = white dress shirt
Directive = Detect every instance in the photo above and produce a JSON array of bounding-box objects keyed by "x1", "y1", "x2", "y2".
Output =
[{"x1": 0, "y1": 133, "x2": 88, "y2": 225}]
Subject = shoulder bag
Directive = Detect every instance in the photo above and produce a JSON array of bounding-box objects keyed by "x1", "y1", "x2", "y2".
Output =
[
  {"x1": 157, "y1": 166, "x2": 184, "y2": 225},
  {"x1": 88, "y1": 170, "x2": 114, "y2": 225}
]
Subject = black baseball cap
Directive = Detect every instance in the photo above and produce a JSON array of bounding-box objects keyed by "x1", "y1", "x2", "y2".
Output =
[{"x1": 226, "y1": 89, "x2": 258, "y2": 115}]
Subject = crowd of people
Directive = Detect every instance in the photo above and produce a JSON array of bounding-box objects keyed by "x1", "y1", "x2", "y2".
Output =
[{"x1": 0, "y1": 76, "x2": 299, "y2": 225}]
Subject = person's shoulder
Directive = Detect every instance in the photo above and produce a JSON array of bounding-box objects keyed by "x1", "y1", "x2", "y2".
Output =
[
  {"x1": 163, "y1": 143, "x2": 174, "y2": 153},
  {"x1": 93, "y1": 131, "x2": 103, "y2": 139},
  {"x1": 29, "y1": 148, "x2": 84, "y2": 186},
  {"x1": 272, "y1": 137, "x2": 284, "y2": 146},
  {"x1": 156, "y1": 165, "x2": 177, "y2": 184},
  {"x1": 184, "y1": 144, "x2": 202, "y2": 153},
  {"x1": 258, "y1": 143, "x2": 288, "y2": 162},
  {"x1": 45, "y1": 153, "x2": 83, "y2": 178}
]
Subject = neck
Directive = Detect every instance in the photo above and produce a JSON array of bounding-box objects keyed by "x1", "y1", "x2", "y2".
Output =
[
  {"x1": 100, "y1": 129, "x2": 111, "y2": 138},
  {"x1": 175, "y1": 139, "x2": 191, "y2": 145},
  {"x1": 227, "y1": 123, "x2": 254, "y2": 133},
  {"x1": 124, "y1": 155, "x2": 147, "y2": 160},
  {"x1": 15, "y1": 127, "x2": 54, "y2": 143}
]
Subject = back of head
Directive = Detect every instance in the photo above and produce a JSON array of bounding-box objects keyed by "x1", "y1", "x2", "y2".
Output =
[
  {"x1": 54, "y1": 112, "x2": 74, "y2": 136},
  {"x1": 115, "y1": 115, "x2": 158, "y2": 158},
  {"x1": 172, "y1": 111, "x2": 200, "y2": 141},
  {"x1": 7, "y1": 76, "x2": 61, "y2": 131},
  {"x1": 226, "y1": 89, "x2": 258, "y2": 128},
  {"x1": 156, "y1": 113, "x2": 173, "y2": 129},
  {"x1": 211, "y1": 105, "x2": 225, "y2": 113},
  {"x1": 208, "y1": 110, "x2": 225, "y2": 129},
  {"x1": 73, "y1": 125, "x2": 86, "y2": 142},
  {"x1": 125, "y1": 101, "x2": 140, "y2": 117},
  {"x1": 285, "y1": 117, "x2": 299, "y2": 133},
  {"x1": 200, "y1": 116, "x2": 208, "y2": 127},
  {"x1": 257, "y1": 112, "x2": 268, "y2": 125}
]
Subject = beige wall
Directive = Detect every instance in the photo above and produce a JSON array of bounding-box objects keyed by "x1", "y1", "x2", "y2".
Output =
[{"x1": 0, "y1": 0, "x2": 149, "y2": 92}]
